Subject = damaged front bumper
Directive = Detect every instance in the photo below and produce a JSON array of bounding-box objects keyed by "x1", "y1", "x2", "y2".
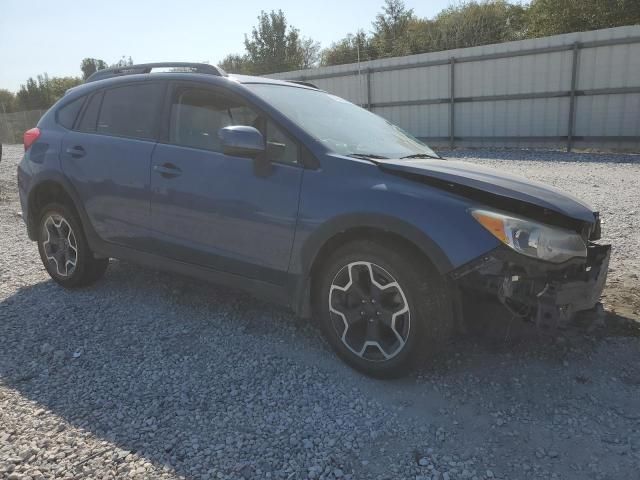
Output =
[{"x1": 452, "y1": 243, "x2": 611, "y2": 326}]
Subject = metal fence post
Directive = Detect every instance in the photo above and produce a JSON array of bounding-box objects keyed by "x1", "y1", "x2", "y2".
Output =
[
  {"x1": 366, "y1": 69, "x2": 372, "y2": 110},
  {"x1": 567, "y1": 42, "x2": 580, "y2": 152},
  {"x1": 449, "y1": 57, "x2": 456, "y2": 149},
  {"x1": 0, "y1": 102, "x2": 10, "y2": 144}
]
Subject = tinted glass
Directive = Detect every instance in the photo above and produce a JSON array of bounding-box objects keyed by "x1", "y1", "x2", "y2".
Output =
[
  {"x1": 77, "y1": 92, "x2": 102, "y2": 132},
  {"x1": 57, "y1": 96, "x2": 85, "y2": 129},
  {"x1": 97, "y1": 83, "x2": 163, "y2": 140},
  {"x1": 169, "y1": 87, "x2": 298, "y2": 164},
  {"x1": 266, "y1": 121, "x2": 298, "y2": 165}
]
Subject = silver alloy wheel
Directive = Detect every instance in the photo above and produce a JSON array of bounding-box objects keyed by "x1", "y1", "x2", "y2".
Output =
[
  {"x1": 42, "y1": 214, "x2": 78, "y2": 277},
  {"x1": 328, "y1": 261, "x2": 410, "y2": 362}
]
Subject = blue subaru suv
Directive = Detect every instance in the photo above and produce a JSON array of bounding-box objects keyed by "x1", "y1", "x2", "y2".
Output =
[{"x1": 17, "y1": 63, "x2": 610, "y2": 377}]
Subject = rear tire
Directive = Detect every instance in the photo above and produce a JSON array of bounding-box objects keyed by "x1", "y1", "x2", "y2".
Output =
[
  {"x1": 313, "y1": 239, "x2": 452, "y2": 378},
  {"x1": 36, "y1": 202, "x2": 108, "y2": 288}
]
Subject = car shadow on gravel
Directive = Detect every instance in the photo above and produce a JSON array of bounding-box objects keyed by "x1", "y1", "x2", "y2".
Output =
[
  {"x1": 1, "y1": 260, "x2": 639, "y2": 478},
  {"x1": 431, "y1": 297, "x2": 640, "y2": 374},
  {"x1": 0, "y1": 260, "x2": 347, "y2": 478}
]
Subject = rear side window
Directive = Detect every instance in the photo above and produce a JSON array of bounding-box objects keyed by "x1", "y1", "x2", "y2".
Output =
[
  {"x1": 57, "y1": 96, "x2": 85, "y2": 129},
  {"x1": 96, "y1": 83, "x2": 163, "y2": 140}
]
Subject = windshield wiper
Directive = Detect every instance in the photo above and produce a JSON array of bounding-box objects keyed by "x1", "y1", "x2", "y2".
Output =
[
  {"x1": 400, "y1": 153, "x2": 442, "y2": 160},
  {"x1": 346, "y1": 153, "x2": 389, "y2": 160}
]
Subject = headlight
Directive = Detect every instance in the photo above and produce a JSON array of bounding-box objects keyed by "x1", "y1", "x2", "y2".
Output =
[{"x1": 471, "y1": 208, "x2": 587, "y2": 263}]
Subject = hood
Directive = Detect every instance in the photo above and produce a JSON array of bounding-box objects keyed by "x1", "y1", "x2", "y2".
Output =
[{"x1": 378, "y1": 158, "x2": 597, "y2": 224}]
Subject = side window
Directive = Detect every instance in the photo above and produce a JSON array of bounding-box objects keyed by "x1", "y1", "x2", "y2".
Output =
[
  {"x1": 169, "y1": 88, "x2": 254, "y2": 152},
  {"x1": 169, "y1": 86, "x2": 299, "y2": 164},
  {"x1": 266, "y1": 121, "x2": 299, "y2": 165},
  {"x1": 57, "y1": 96, "x2": 85, "y2": 129},
  {"x1": 96, "y1": 83, "x2": 163, "y2": 140},
  {"x1": 77, "y1": 92, "x2": 102, "y2": 132}
]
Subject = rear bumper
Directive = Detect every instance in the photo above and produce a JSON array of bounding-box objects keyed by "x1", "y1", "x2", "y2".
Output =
[{"x1": 452, "y1": 243, "x2": 611, "y2": 325}]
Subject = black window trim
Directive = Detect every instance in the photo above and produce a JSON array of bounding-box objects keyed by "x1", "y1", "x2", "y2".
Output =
[
  {"x1": 73, "y1": 81, "x2": 168, "y2": 142},
  {"x1": 74, "y1": 90, "x2": 104, "y2": 133},
  {"x1": 159, "y1": 80, "x2": 311, "y2": 169},
  {"x1": 55, "y1": 95, "x2": 87, "y2": 131}
]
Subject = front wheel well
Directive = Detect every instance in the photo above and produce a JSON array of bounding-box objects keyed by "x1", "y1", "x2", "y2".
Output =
[
  {"x1": 27, "y1": 181, "x2": 78, "y2": 239},
  {"x1": 308, "y1": 227, "x2": 441, "y2": 302}
]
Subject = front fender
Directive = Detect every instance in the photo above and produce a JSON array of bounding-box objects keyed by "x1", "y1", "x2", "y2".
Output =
[
  {"x1": 292, "y1": 160, "x2": 501, "y2": 277},
  {"x1": 287, "y1": 157, "x2": 503, "y2": 316},
  {"x1": 298, "y1": 213, "x2": 454, "y2": 276}
]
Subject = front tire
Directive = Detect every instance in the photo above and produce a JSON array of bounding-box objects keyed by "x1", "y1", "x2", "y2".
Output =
[
  {"x1": 313, "y1": 239, "x2": 452, "y2": 378},
  {"x1": 37, "y1": 202, "x2": 108, "y2": 288}
]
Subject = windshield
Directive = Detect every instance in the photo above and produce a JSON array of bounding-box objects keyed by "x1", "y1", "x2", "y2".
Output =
[{"x1": 246, "y1": 84, "x2": 439, "y2": 159}]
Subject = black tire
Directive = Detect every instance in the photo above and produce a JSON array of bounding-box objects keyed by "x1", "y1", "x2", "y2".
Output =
[
  {"x1": 313, "y1": 239, "x2": 452, "y2": 378},
  {"x1": 36, "y1": 202, "x2": 108, "y2": 288}
]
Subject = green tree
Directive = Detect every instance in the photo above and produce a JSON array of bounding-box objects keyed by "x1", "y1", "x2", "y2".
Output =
[
  {"x1": 48, "y1": 77, "x2": 83, "y2": 98},
  {"x1": 111, "y1": 56, "x2": 134, "y2": 68},
  {"x1": 220, "y1": 10, "x2": 319, "y2": 74},
  {"x1": 0, "y1": 89, "x2": 16, "y2": 113},
  {"x1": 219, "y1": 53, "x2": 253, "y2": 74},
  {"x1": 526, "y1": 0, "x2": 640, "y2": 37},
  {"x1": 321, "y1": 1, "x2": 416, "y2": 67},
  {"x1": 300, "y1": 37, "x2": 322, "y2": 69},
  {"x1": 321, "y1": 31, "x2": 377, "y2": 66},
  {"x1": 16, "y1": 75, "x2": 50, "y2": 110},
  {"x1": 15, "y1": 74, "x2": 82, "y2": 111},
  {"x1": 80, "y1": 58, "x2": 108, "y2": 80},
  {"x1": 242, "y1": 10, "x2": 317, "y2": 74},
  {"x1": 428, "y1": 1, "x2": 527, "y2": 51},
  {"x1": 371, "y1": 0, "x2": 416, "y2": 57},
  {"x1": 221, "y1": 0, "x2": 640, "y2": 70}
]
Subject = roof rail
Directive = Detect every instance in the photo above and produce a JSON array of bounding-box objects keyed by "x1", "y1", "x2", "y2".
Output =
[
  {"x1": 86, "y1": 62, "x2": 227, "y2": 83},
  {"x1": 286, "y1": 80, "x2": 319, "y2": 89}
]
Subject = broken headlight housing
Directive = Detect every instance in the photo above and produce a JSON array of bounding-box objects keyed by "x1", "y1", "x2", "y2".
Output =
[{"x1": 471, "y1": 208, "x2": 587, "y2": 263}]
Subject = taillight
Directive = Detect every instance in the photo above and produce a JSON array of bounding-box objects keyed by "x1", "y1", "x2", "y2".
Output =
[{"x1": 24, "y1": 127, "x2": 41, "y2": 151}]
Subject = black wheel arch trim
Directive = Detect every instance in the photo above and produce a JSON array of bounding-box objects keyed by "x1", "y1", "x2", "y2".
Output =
[
  {"x1": 25, "y1": 171, "x2": 99, "y2": 247},
  {"x1": 290, "y1": 213, "x2": 454, "y2": 317}
]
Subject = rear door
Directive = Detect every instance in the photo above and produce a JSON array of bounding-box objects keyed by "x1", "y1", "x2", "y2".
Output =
[
  {"x1": 149, "y1": 82, "x2": 303, "y2": 282},
  {"x1": 60, "y1": 82, "x2": 165, "y2": 249}
]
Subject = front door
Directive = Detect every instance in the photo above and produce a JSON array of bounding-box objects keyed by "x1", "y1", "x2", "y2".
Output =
[{"x1": 150, "y1": 84, "x2": 303, "y2": 283}]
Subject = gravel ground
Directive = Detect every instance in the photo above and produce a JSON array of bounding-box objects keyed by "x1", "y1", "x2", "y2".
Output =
[{"x1": 1, "y1": 144, "x2": 639, "y2": 480}]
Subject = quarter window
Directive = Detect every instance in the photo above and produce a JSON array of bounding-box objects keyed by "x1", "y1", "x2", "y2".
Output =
[
  {"x1": 169, "y1": 87, "x2": 298, "y2": 164},
  {"x1": 57, "y1": 96, "x2": 85, "y2": 129},
  {"x1": 77, "y1": 92, "x2": 102, "y2": 132},
  {"x1": 96, "y1": 83, "x2": 163, "y2": 140}
]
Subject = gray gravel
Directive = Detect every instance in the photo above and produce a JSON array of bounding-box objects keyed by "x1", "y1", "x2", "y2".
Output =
[
  {"x1": 1, "y1": 144, "x2": 639, "y2": 480},
  {"x1": 443, "y1": 148, "x2": 640, "y2": 321}
]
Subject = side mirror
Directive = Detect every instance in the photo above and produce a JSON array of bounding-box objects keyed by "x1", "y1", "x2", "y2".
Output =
[{"x1": 218, "y1": 126, "x2": 266, "y2": 158}]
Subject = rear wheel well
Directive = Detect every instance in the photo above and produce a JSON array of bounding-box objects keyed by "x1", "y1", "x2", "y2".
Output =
[{"x1": 27, "y1": 181, "x2": 78, "y2": 239}]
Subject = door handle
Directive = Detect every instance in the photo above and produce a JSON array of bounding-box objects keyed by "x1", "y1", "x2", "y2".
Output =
[
  {"x1": 153, "y1": 163, "x2": 182, "y2": 178},
  {"x1": 65, "y1": 145, "x2": 86, "y2": 158}
]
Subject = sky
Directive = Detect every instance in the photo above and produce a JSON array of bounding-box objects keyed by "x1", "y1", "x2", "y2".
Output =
[{"x1": 0, "y1": 0, "x2": 453, "y2": 93}]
